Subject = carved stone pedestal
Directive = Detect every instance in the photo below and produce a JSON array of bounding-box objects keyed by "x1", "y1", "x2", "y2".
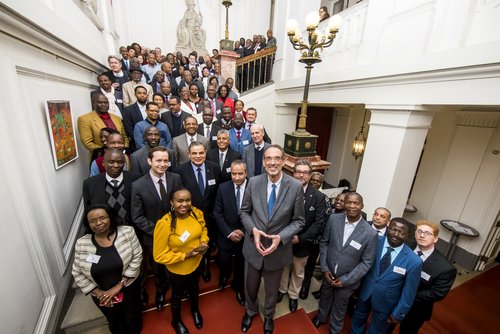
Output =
[{"x1": 217, "y1": 49, "x2": 239, "y2": 83}]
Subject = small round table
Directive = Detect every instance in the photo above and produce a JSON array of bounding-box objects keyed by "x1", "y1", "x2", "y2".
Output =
[{"x1": 440, "y1": 220, "x2": 480, "y2": 261}]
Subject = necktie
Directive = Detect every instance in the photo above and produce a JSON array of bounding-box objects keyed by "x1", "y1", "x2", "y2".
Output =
[
  {"x1": 379, "y1": 247, "x2": 394, "y2": 275},
  {"x1": 219, "y1": 152, "x2": 224, "y2": 170},
  {"x1": 197, "y1": 167, "x2": 205, "y2": 194},
  {"x1": 417, "y1": 250, "x2": 424, "y2": 259},
  {"x1": 206, "y1": 126, "x2": 210, "y2": 138},
  {"x1": 111, "y1": 179, "x2": 119, "y2": 188},
  {"x1": 211, "y1": 99, "x2": 215, "y2": 112},
  {"x1": 236, "y1": 185, "x2": 241, "y2": 211},
  {"x1": 158, "y1": 179, "x2": 168, "y2": 212},
  {"x1": 268, "y1": 184, "x2": 276, "y2": 217},
  {"x1": 237, "y1": 130, "x2": 241, "y2": 140},
  {"x1": 190, "y1": 136, "x2": 195, "y2": 143}
]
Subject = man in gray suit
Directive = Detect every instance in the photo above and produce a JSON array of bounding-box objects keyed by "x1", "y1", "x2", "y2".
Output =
[
  {"x1": 242, "y1": 123, "x2": 270, "y2": 178},
  {"x1": 240, "y1": 145, "x2": 305, "y2": 334},
  {"x1": 171, "y1": 115, "x2": 209, "y2": 166},
  {"x1": 312, "y1": 192, "x2": 378, "y2": 333},
  {"x1": 130, "y1": 126, "x2": 174, "y2": 175}
]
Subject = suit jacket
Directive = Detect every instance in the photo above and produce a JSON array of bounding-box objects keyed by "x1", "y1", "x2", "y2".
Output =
[
  {"x1": 121, "y1": 81, "x2": 154, "y2": 107},
  {"x1": 358, "y1": 236, "x2": 423, "y2": 321},
  {"x1": 197, "y1": 123, "x2": 222, "y2": 150},
  {"x1": 103, "y1": 70, "x2": 130, "y2": 91},
  {"x1": 122, "y1": 103, "x2": 145, "y2": 151},
  {"x1": 130, "y1": 145, "x2": 175, "y2": 176},
  {"x1": 77, "y1": 111, "x2": 128, "y2": 154},
  {"x1": 242, "y1": 142, "x2": 270, "y2": 178},
  {"x1": 82, "y1": 171, "x2": 140, "y2": 224},
  {"x1": 90, "y1": 89, "x2": 124, "y2": 114},
  {"x1": 228, "y1": 127, "x2": 252, "y2": 155},
  {"x1": 240, "y1": 173, "x2": 305, "y2": 271},
  {"x1": 179, "y1": 79, "x2": 204, "y2": 99},
  {"x1": 319, "y1": 213, "x2": 378, "y2": 289},
  {"x1": 160, "y1": 111, "x2": 190, "y2": 138},
  {"x1": 405, "y1": 249, "x2": 457, "y2": 322},
  {"x1": 172, "y1": 134, "x2": 209, "y2": 166},
  {"x1": 293, "y1": 185, "x2": 327, "y2": 258},
  {"x1": 213, "y1": 180, "x2": 245, "y2": 250},
  {"x1": 198, "y1": 98, "x2": 223, "y2": 115},
  {"x1": 213, "y1": 118, "x2": 233, "y2": 130},
  {"x1": 130, "y1": 172, "x2": 182, "y2": 246},
  {"x1": 173, "y1": 160, "x2": 221, "y2": 224},
  {"x1": 164, "y1": 73, "x2": 178, "y2": 96},
  {"x1": 206, "y1": 148, "x2": 241, "y2": 183}
]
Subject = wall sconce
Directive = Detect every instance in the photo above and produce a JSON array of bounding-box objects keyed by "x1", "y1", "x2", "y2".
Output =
[{"x1": 352, "y1": 109, "x2": 368, "y2": 160}]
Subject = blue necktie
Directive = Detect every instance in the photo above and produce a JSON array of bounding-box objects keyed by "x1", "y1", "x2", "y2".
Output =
[
  {"x1": 236, "y1": 186, "x2": 241, "y2": 211},
  {"x1": 197, "y1": 167, "x2": 205, "y2": 194},
  {"x1": 379, "y1": 246, "x2": 394, "y2": 275},
  {"x1": 268, "y1": 184, "x2": 276, "y2": 217}
]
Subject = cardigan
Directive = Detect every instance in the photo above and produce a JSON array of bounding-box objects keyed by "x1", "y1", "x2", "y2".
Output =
[
  {"x1": 72, "y1": 225, "x2": 142, "y2": 295},
  {"x1": 153, "y1": 207, "x2": 209, "y2": 275}
]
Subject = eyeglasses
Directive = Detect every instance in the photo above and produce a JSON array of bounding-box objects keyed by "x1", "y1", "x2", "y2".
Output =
[
  {"x1": 89, "y1": 216, "x2": 109, "y2": 224},
  {"x1": 416, "y1": 229, "x2": 434, "y2": 237}
]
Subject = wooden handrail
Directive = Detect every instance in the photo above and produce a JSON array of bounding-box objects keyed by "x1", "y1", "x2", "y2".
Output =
[{"x1": 236, "y1": 46, "x2": 277, "y2": 66}]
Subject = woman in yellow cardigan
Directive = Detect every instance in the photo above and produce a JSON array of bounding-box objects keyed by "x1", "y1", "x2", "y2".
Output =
[{"x1": 154, "y1": 187, "x2": 209, "y2": 334}]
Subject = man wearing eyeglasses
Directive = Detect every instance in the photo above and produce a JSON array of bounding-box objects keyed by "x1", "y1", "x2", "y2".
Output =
[
  {"x1": 387, "y1": 220, "x2": 457, "y2": 334},
  {"x1": 351, "y1": 217, "x2": 422, "y2": 334}
]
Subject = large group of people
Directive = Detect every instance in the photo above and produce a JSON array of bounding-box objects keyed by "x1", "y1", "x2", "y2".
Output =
[{"x1": 72, "y1": 42, "x2": 457, "y2": 334}]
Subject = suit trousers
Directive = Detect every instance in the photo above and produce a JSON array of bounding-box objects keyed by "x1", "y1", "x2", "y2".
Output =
[
  {"x1": 140, "y1": 243, "x2": 169, "y2": 295},
  {"x1": 216, "y1": 244, "x2": 245, "y2": 292},
  {"x1": 398, "y1": 314, "x2": 425, "y2": 334},
  {"x1": 91, "y1": 279, "x2": 142, "y2": 334},
  {"x1": 244, "y1": 261, "x2": 283, "y2": 318},
  {"x1": 279, "y1": 255, "x2": 308, "y2": 299},
  {"x1": 303, "y1": 243, "x2": 320, "y2": 284},
  {"x1": 350, "y1": 296, "x2": 391, "y2": 334},
  {"x1": 317, "y1": 280, "x2": 355, "y2": 334}
]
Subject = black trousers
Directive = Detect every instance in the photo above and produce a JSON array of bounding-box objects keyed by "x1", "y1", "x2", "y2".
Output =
[
  {"x1": 303, "y1": 243, "x2": 320, "y2": 284},
  {"x1": 168, "y1": 265, "x2": 201, "y2": 314},
  {"x1": 216, "y1": 244, "x2": 244, "y2": 292},
  {"x1": 140, "y1": 243, "x2": 169, "y2": 295},
  {"x1": 92, "y1": 279, "x2": 142, "y2": 334}
]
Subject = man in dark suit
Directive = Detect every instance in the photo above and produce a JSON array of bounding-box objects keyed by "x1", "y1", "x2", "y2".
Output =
[
  {"x1": 204, "y1": 84, "x2": 223, "y2": 116},
  {"x1": 130, "y1": 126, "x2": 174, "y2": 175},
  {"x1": 350, "y1": 218, "x2": 423, "y2": 334},
  {"x1": 122, "y1": 85, "x2": 148, "y2": 152},
  {"x1": 160, "y1": 96, "x2": 189, "y2": 138},
  {"x1": 369, "y1": 207, "x2": 392, "y2": 236},
  {"x1": 172, "y1": 116, "x2": 209, "y2": 166},
  {"x1": 90, "y1": 73, "x2": 124, "y2": 118},
  {"x1": 279, "y1": 160, "x2": 326, "y2": 313},
  {"x1": 82, "y1": 149, "x2": 139, "y2": 225},
  {"x1": 240, "y1": 145, "x2": 305, "y2": 334},
  {"x1": 312, "y1": 192, "x2": 378, "y2": 333},
  {"x1": 244, "y1": 108, "x2": 272, "y2": 144},
  {"x1": 242, "y1": 123, "x2": 270, "y2": 178},
  {"x1": 131, "y1": 146, "x2": 182, "y2": 310},
  {"x1": 206, "y1": 129, "x2": 241, "y2": 183},
  {"x1": 161, "y1": 61, "x2": 178, "y2": 96},
  {"x1": 393, "y1": 220, "x2": 457, "y2": 334},
  {"x1": 173, "y1": 141, "x2": 221, "y2": 282},
  {"x1": 213, "y1": 160, "x2": 248, "y2": 305},
  {"x1": 197, "y1": 108, "x2": 222, "y2": 150},
  {"x1": 213, "y1": 106, "x2": 233, "y2": 130}
]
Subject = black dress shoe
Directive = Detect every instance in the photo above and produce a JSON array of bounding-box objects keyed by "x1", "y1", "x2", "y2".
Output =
[
  {"x1": 219, "y1": 276, "x2": 228, "y2": 289},
  {"x1": 277, "y1": 291, "x2": 285, "y2": 303},
  {"x1": 299, "y1": 284, "x2": 310, "y2": 300},
  {"x1": 202, "y1": 268, "x2": 211, "y2": 282},
  {"x1": 141, "y1": 291, "x2": 149, "y2": 308},
  {"x1": 235, "y1": 291, "x2": 245, "y2": 306},
  {"x1": 289, "y1": 298, "x2": 298, "y2": 312},
  {"x1": 171, "y1": 320, "x2": 189, "y2": 334},
  {"x1": 312, "y1": 289, "x2": 321, "y2": 299},
  {"x1": 155, "y1": 294, "x2": 165, "y2": 311},
  {"x1": 241, "y1": 313, "x2": 254, "y2": 332},
  {"x1": 312, "y1": 316, "x2": 324, "y2": 328},
  {"x1": 191, "y1": 310, "x2": 203, "y2": 329},
  {"x1": 264, "y1": 317, "x2": 274, "y2": 334}
]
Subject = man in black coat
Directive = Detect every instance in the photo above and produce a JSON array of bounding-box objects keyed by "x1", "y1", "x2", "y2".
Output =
[
  {"x1": 173, "y1": 141, "x2": 221, "y2": 282},
  {"x1": 213, "y1": 160, "x2": 247, "y2": 305},
  {"x1": 206, "y1": 129, "x2": 241, "y2": 183},
  {"x1": 197, "y1": 107, "x2": 222, "y2": 150},
  {"x1": 160, "y1": 96, "x2": 189, "y2": 138},
  {"x1": 131, "y1": 146, "x2": 182, "y2": 310},
  {"x1": 122, "y1": 85, "x2": 148, "y2": 152},
  {"x1": 82, "y1": 149, "x2": 139, "y2": 225}
]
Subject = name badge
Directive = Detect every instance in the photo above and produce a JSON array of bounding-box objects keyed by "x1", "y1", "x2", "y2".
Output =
[
  {"x1": 212, "y1": 136, "x2": 218, "y2": 141},
  {"x1": 309, "y1": 206, "x2": 315, "y2": 211},
  {"x1": 349, "y1": 240, "x2": 362, "y2": 250},
  {"x1": 242, "y1": 140, "x2": 249, "y2": 145},
  {"x1": 86, "y1": 254, "x2": 101, "y2": 264},
  {"x1": 179, "y1": 230, "x2": 190, "y2": 243},
  {"x1": 208, "y1": 179, "x2": 216, "y2": 186},
  {"x1": 116, "y1": 99, "x2": 123, "y2": 103},
  {"x1": 226, "y1": 167, "x2": 232, "y2": 173},
  {"x1": 393, "y1": 266, "x2": 406, "y2": 275},
  {"x1": 421, "y1": 271, "x2": 431, "y2": 281}
]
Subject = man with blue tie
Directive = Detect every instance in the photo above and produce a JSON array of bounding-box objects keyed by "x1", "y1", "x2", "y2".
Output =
[
  {"x1": 350, "y1": 217, "x2": 422, "y2": 334},
  {"x1": 213, "y1": 160, "x2": 248, "y2": 305}
]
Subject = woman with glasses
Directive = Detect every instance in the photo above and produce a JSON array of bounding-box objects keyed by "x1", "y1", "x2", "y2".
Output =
[{"x1": 72, "y1": 204, "x2": 143, "y2": 333}]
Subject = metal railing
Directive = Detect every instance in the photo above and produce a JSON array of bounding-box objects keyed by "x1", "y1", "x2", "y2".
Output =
[{"x1": 235, "y1": 46, "x2": 276, "y2": 93}]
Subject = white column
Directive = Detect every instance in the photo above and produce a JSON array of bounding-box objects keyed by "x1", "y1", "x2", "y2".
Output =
[{"x1": 357, "y1": 106, "x2": 434, "y2": 217}]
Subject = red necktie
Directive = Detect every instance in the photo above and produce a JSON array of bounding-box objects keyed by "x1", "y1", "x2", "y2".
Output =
[{"x1": 237, "y1": 130, "x2": 241, "y2": 139}]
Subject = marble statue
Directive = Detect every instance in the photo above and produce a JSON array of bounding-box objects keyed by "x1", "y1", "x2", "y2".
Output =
[{"x1": 176, "y1": 0, "x2": 208, "y2": 56}]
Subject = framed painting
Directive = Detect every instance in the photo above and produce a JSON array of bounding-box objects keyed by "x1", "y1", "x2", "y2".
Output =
[{"x1": 45, "y1": 100, "x2": 79, "y2": 169}]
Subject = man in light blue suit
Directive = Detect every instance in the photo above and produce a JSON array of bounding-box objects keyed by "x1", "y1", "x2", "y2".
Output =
[
  {"x1": 350, "y1": 217, "x2": 422, "y2": 334},
  {"x1": 229, "y1": 113, "x2": 252, "y2": 155}
]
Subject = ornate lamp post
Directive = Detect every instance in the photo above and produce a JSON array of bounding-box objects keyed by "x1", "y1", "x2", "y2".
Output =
[
  {"x1": 283, "y1": 12, "x2": 342, "y2": 157},
  {"x1": 219, "y1": 0, "x2": 234, "y2": 51}
]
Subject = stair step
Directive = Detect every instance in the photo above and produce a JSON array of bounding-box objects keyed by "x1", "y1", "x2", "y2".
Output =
[{"x1": 61, "y1": 290, "x2": 106, "y2": 334}]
